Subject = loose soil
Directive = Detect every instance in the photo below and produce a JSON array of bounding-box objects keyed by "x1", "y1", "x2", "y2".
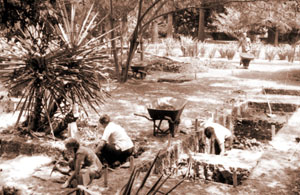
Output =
[{"x1": 1, "y1": 56, "x2": 300, "y2": 194}]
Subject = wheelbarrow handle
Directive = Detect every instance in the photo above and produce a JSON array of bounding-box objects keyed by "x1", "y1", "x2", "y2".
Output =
[
  {"x1": 164, "y1": 116, "x2": 175, "y2": 123},
  {"x1": 134, "y1": 113, "x2": 152, "y2": 121}
]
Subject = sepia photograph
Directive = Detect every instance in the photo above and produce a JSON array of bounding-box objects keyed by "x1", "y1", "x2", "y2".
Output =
[{"x1": 1, "y1": 0, "x2": 300, "y2": 194}]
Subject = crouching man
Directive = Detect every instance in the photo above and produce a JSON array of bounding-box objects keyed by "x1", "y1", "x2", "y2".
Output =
[
  {"x1": 95, "y1": 114, "x2": 134, "y2": 168},
  {"x1": 61, "y1": 138, "x2": 103, "y2": 188},
  {"x1": 203, "y1": 121, "x2": 233, "y2": 155}
]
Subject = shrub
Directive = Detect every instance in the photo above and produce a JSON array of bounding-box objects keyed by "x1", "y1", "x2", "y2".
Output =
[
  {"x1": 226, "y1": 47, "x2": 236, "y2": 60},
  {"x1": 265, "y1": 46, "x2": 277, "y2": 61},
  {"x1": 180, "y1": 36, "x2": 196, "y2": 57},
  {"x1": 277, "y1": 46, "x2": 288, "y2": 60},
  {"x1": 287, "y1": 48, "x2": 295, "y2": 62},
  {"x1": 208, "y1": 47, "x2": 217, "y2": 59},
  {"x1": 296, "y1": 47, "x2": 300, "y2": 61},
  {"x1": 197, "y1": 42, "x2": 206, "y2": 57},
  {"x1": 218, "y1": 47, "x2": 227, "y2": 58},
  {"x1": 251, "y1": 43, "x2": 261, "y2": 59},
  {"x1": 163, "y1": 38, "x2": 176, "y2": 56}
]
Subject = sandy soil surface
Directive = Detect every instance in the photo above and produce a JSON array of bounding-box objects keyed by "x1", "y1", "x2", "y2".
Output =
[{"x1": 1, "y1": 58, "x2": 300, "y2": 194}]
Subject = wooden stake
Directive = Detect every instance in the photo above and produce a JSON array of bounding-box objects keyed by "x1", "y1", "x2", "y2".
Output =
[
  {"x1": 130, "y1": 156, "x2": 134, "y2": 172},
  {"x1": 229, "y1": 116, "x2": 234, "y2": 134},
  {"x1": 225, "y1": 115, "x2": 230, "y2": 129},
  {"x1": 104, "y1": 166, "x2": 108, "y2": 187},
  {"x1": 223, "y1": 114, "x2": 226, "y2": 126},
  {"x1": 196, "y1": 131, "x2": 202, "y2": 153},
  {"x1": 195, "y1": 119, "x2": 198, "y2": 131},
  {"x1": 237, "y1": 106, "x2": 241, "y2": 117},
  {"x1": 271, "y1": 125, "x2": 276, "y2": 140},
  {"x1": 233, "y1": 169, "x2": 238, "y2": 187},
  {"x1": 167, "y1": 133, "x2": 171, "y2": 148},
  {"x1": 244, "y1": 101, "x2": 248, "y2": 110},
  {"x1": 212, "y1": 110, "x2": 218, "y2": 123}
]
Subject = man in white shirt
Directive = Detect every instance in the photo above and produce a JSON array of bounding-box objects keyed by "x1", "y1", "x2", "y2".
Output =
[
  {"x1": 95, "y1": 114, "x2": 134, "y2": 168},
  {"x1": 203, "y1": 121, "x2": 233, "y2": 155}
]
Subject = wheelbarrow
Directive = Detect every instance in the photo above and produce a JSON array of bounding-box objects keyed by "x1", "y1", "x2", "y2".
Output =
[
  {"x1": 135, "y1": 97, "x2": 187, "y2": 137},
  {"x1": 240, "y1": 53, "x2": 254, "y2": 69},
  {"x1": 131, "y1": 65, "x2": 147, "y2": 79}
]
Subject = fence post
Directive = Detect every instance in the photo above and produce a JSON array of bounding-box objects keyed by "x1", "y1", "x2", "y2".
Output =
[{"x1": 271, "y1": 125, "x2": 276, "y2": 140}]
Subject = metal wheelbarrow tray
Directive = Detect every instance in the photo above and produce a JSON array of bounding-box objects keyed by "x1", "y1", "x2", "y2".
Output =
[
  {"x1": 240, "y1": 53, "x2": 254, "y2": 69},
  {"x1": 135, "y1": 97, "x2": 187, "y2": 137}
]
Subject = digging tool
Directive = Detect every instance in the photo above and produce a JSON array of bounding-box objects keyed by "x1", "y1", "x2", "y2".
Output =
[
  {"x1": 263, "y1": 89, "x2": 276, "y2": 118},
  {"x1": 288, "y1": 140, "x2": 300, "y2": 161}
]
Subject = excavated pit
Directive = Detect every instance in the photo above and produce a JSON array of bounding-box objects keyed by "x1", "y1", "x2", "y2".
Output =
[
  {"x1": 155, "y1": 101, "x2": 298, "y2": 186},
  {"x1": 0, "y1": 101, "x2": 298, "y2": 191}
]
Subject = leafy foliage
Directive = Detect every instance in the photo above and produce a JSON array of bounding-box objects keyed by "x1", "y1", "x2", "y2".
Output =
[
  {"x1": 211, "y1": 1, "x2": 300, "y2": 39},
  {"x1": 0, "y1": 1, "x2": 111, "y2": 132}
]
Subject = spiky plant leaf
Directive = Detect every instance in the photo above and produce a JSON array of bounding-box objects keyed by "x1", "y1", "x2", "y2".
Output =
[
  {"x1": 135, "y1": 150, "x2": 161, "y2": 195},
  {"x1": 0, "y1": 1, "x2": 112, "y2": 132}
]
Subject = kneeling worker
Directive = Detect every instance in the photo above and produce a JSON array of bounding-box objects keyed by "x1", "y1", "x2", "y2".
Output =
[
  {"x1": 61, "y1": 138, "x2": 103, "y2": 188},
  {"x1": 203, "y1": 121, "x2": 233, "y2": 155},
  {"x1": 95, "y1": 114, "x2": 134, "y2": 168}
]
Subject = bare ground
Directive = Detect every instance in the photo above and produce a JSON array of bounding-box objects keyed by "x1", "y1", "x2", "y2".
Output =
[{"x1": 1, "y1": 57, "x2": 300, "y2": 194}]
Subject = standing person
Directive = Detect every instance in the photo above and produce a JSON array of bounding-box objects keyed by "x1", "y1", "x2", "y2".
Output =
[
  {"x1": 61, "y1": 138, "x2": 103, "y2": 188},
  {"x1": 238, "y1": 32, "x2": 252, "y2": 53},
  {"x1": 203, "y1": 121, "x2": 233, "y2": 155},
  {"x1": 238, "y1": 32, "x2": 253, "y2": 68},
  {"x1": 67, "y1": 103, "x2": 80, "y2": 140},
  {"x1": 95, "y1": 114, "x2": 134, "y2": 168}
]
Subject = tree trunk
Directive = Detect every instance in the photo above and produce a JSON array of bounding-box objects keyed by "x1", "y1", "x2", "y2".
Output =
[
  {"x1": 151, "y1": 21, "x2": 159, "y2": 43},
  {"x1": 139, "y1": 21, "x2": 144, "y2": 61},
  {"x1": 274, "y1": 27, "x2": 279, "y2": 46},
  {"x1": 121, "y1": 0, "x2": 143, "y2": 82},
  {"x1": 167, "y1": 13, "x2": 173, "y2": 38},
  {"x1": 198, "y1": 7, "x2": 205, "y2": 41},
  {"x1": 31, "y1": 87, "x2": 43, "y2": 131},
  {"x1": 267, "y1": 28, "x2": 275, "y2": 45},
  {"x1": 122, "y1": 35, "x2": 139, "y2": 82},
  {"x1": 110, "y1": 0, "x2": 121, "y2": 81},
  {"x1": 120, "y1": 16, "x2": 128, "y2": 70}
]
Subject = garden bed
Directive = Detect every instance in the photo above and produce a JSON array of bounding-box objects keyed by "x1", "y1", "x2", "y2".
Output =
[{"x1": 163, "y1": 101, "x2": 295, "y2": 186}]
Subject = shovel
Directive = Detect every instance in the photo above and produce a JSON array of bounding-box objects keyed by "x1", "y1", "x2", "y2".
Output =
[{"x1": 263, "y1": 89, "x2": 276, "y2": 118}]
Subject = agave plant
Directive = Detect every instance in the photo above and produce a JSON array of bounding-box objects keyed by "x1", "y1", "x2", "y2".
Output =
[{"x1": 0, "y1": 1, "x2": 113, "y2": 135}]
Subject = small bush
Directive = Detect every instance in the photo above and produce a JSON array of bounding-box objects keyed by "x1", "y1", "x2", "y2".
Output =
[
  {"x1": 265, "y1": 46, "x2": 277, "y2": 61},
  {"x1": 287, "y1": 48, "x2": 295, "y2": 62},
  {"x1": 180, "y1": 36, "x2": 197, "y2": 57},
  {"x1": 197, "y1": 42, "x2": 206, "y2": 57},
  {"x1": 208, "y1": 48, "x2": 217, "y2": 59},
  {"x1": 251, "y1": 43, "x2": 261, "y2": 59},
  {"x1": 163, "y1": 38, "x2": 176, "y2": 56},
  {"x1": 296, "y1": 47, "x2": 300, "y2": 61},
  {"x1": 277, "y1": 47, "x2": 287, "y2": 60},
  {"x1": 226, "y1": 48, "x2": 236, "y2": 60},
  {"x1": 218, "y1": 47, "x2": 227, "y2": 58}
]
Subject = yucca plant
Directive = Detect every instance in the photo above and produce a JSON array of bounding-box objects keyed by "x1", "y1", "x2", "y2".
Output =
[
  {"x1": 265, "y1": 46, "x2": 277, "y2": 61},
  {"x1": 226, "y1": 48, "x2": 236, "y2": 60},
  {"x1": 218, "y1": 47, "x2": 227, "y2": 58},
  {"x1": 287, "y1": 47, "x2": 295, "y2": 63},
  {"x1": 0, "y1": 1, "x2": 112, "y2": 136},
  {"x1": 197, "y1": 42, "x2": 206, "y2": 58},
  {"x1": 208, "y1": 47, "x2": 217, "y2": 59}
]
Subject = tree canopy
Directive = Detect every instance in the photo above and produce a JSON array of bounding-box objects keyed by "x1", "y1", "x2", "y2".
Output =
[{"x1": 211, "y1": 0, "x2": 300, "y2": 43}]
